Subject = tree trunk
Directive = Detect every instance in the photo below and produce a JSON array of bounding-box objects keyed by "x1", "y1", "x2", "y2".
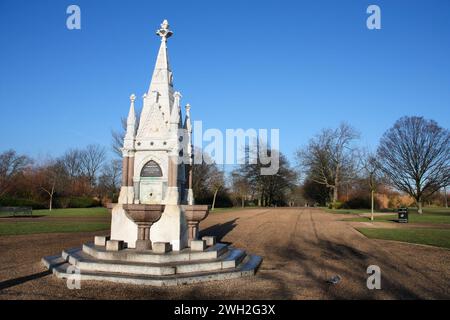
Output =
[
  {"x1": 417, "y1": 198, "x2": 423, "y2": 214},
  {"x1": 333, "y1": 187, "x2": 338, "y2": 203},
  {"x1": 241, "y1": 197, "x2": 244, "y2": 208},
  {"x1": 445, "y1": 186, "x2": 448, "y2": 208},
  {"x1": 49, "y1": 193, "x2": 53, "y2": 211},
  {"x1": 370, "y1": 190, "x2": 374, "y2": 221},
  {"x1": 212, "y1": 188, "x2": 219, "y2": 211},
  {"x1": 334, "y1": 167, "x2": 340, "y2": 202}
]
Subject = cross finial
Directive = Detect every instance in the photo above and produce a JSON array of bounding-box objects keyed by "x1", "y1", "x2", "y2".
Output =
[{"x1": 156, "y1": 19, "x2": 173, "y2": 40}]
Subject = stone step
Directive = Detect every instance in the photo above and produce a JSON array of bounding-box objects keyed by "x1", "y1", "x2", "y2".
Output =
[
  {"x1": 172, "y1": 249, "x2": 246, "y2": 274},
  {"x1": 62, "y1": 247, "x2": 247, "y2": 276},
  {"x1": 66, "y1": 250, "x2": 175, "y2": 276},
  {"x1": 45, "y1": 254, "x2": 262, "y2": 287},
  {"x1": 41, "y1": 254, "x2": 67, "y2": 270},
  {"x1": 82, "y1": 242, "x2": 229, "y2": 264}
]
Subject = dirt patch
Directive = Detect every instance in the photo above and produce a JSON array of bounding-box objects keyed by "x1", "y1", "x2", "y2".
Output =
[{"x1": 0, "y1": 208, "x2": 449, "y2": 299}]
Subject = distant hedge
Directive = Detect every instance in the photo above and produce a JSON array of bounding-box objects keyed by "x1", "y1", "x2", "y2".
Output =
[
  {"x1": 342, "y1": 197, "x2": 371, "y2": 209},
  {"x1": 67, "y1": 196, "x2": 101, "y2": 208},
  {"x1": 0, "y1": 196, "x2": 100, "y2": 209},
  {"x1": 0, "y1": 196, "x2": 46, "y2": 209}
]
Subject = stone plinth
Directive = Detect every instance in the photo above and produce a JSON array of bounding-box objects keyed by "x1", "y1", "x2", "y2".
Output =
[
  {"x1": 95, "y1": 236, "x2": 110, "y2": 246},
  {"x1": 106, "y1": 240, "x2": 124, "y2": 251},
  {"x1": 152, "y1": 242, "x2": 172, "y2": 253},
  {"x1": 202, "y1": 236, "x2": 216, "y2": 246},
  {"x1": 190, "y1": 240, "x2": 206, "y2": 252}
]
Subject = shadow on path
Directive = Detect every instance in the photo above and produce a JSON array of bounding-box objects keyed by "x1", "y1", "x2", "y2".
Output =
[
  {"x1": 200, "y1": 218, "x2": 239, "y2": 243},
  {"x1": 0, "y1": 270, "x2": 52, "y2": 291}
]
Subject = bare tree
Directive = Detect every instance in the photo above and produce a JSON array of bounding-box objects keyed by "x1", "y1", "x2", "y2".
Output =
[
  {"x1": 59, "y1": 148, "x2": 83, "y2": 178},
  {"x1": 237, "y1": 149, "x2": 297, "y2": 207},
  {"x1": 192, "y1": 148, "x2": 229, "y2": 208},
  {"x1": 0, "y1": 150, "x2": 31, "y2": 196},
  {"x1": 111, "y1": 117, "x2": 127, "y2": 158},
  {"x1": 297, "y1": 123, "x2": 359, "y2": 204},
  {"x1": 377, "y1": 116, "x2": 450, "y2": 214},
  {"x1": 210, "y1": 169, "x2": 224, "y2": 211},
  {"x1": 98, "y1": 159, "x2": 122, "y2": 200},
  {"x1": 231, "y1": 171, "x2": 250, "y2": 208},
  {"x1": 35, "y1": 161, "x2": 68, "y2": 211},
  {"x1": 80, "y1": 144, "x2": 106, "y2": 186},
  {"x1": 359, "y1": 151, "x2": 380, "y2": 220}
]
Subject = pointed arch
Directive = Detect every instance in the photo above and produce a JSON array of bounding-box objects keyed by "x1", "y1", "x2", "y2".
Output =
[{"x1": 140, "y1": 160, "x2": 163, "y2": 177}]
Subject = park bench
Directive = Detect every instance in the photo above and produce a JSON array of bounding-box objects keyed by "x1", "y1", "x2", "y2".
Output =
[{"x1": 0, "y1": 206, "x2": 33, "y2": 217}]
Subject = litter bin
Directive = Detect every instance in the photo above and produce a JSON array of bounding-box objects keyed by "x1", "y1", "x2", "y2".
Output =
[{"x1": 398, "y1": 208, "x2": 408, "y2": 223}]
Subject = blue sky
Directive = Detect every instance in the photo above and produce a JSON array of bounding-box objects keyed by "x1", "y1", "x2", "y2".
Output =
[{"x1": 0, "y1": 0, "x2": 449, "y2": 165}]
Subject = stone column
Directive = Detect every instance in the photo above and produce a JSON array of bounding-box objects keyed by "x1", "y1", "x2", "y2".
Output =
[
  {"x1": 187, "y1": 164, "x2": 194, "y2": 205},
  {"x1": 168, "y1": 156, "x2": 178, "y2": 188},
  {"x1": 126, "y1": 155, "x2": 135, "y2": 202},
  {"x1": 127, "y1": 156, "x2": 134, "y2": 186},
  {"x1": 187, "y1": 221, "x2": 199, "y2": 244},
  {"x1": 188, "y1": 164, "x2": 193, "y2": 190},
  {"x1": 127, "y1": 157, "x2": 134, "y2": 187},
  {"x1": 122, "y1": 157, "x2": 129, "y2": 187},
  {"x1": 118, "y1": 156, "x2": 130, "y2": 204},
  {"x1": 136, "y1": 223, "x2": 153, "y2": 250},
  {"x1": 166, "y1": 155, "x2": 179, "y2": 205}
]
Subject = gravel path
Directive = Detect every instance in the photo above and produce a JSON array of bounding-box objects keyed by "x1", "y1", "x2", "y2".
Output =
[{"x1": 0, "y1": 208, "x2": 448, "y2": 300}]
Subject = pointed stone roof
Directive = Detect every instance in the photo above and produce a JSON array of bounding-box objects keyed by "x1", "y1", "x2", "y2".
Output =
[
  {"x1": 137, "y1": 20, "x2": 176, "y2": 139},
  {"x1": 123, "y1": 94, "x2": 137, "y2": 150}
]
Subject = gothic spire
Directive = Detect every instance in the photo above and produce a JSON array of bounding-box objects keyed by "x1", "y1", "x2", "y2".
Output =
[
  {"x1": 137, "y1": 20, "x2": 176, "y2": 138},
  {"x1": 123, "y1": 94, "x2": 137, "y2": 149}
]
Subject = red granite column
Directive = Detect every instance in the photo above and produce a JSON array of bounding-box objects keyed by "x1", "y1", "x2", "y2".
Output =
[
  {"x1": 122, "y1": 157, "x2": 129, "y2": 187},
  {"x1": 168, "y1": 156, "x2": 178, "y2": 188},
  {"x1": 188, "y1": 164, "x2": 193, "y2": 190},
  {"x1": 127, "y1": 156, "x2": 134, "y2": 186}
]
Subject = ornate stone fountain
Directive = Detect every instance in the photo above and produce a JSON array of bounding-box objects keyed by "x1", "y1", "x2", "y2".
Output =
[{"x1": 42, "y1": 20, "x2": 262, "y2": 287}]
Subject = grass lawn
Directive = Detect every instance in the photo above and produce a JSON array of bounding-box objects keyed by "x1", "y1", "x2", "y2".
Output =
[
  {"x1": 0, "y1": 207, "x2": 109, "y2": 217},
  {"x1": 0, "y1": 221, "x2": 110, "y2": 236},
  {"x1": 357, "y1": 227, "x2": 450, "y2": 249},
  {"x1": 347, "y1": 207, "x2": 450, "y2": 224},
  {"x1": 324, "y1": 208, "x2": 386, "y2": 215}
]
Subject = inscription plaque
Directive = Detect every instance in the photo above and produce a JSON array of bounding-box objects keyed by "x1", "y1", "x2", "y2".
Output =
[{"x1": 140, "y1": 160, "x2": 163, "y2": 177}]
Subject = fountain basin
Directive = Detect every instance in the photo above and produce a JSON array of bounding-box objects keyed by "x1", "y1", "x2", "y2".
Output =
[
  {"x1": 122, "y1": 204, "x2": 165, "y2": 223},
  {"x1": 122, "y1": 204, "x2": 165, "y2": 250},
  {"x1": 182, "y1": 205, "x2": 209, "y2": 245},
  {"x1": 182, "y1": 205, "x2": 209, "y2": 222}
]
